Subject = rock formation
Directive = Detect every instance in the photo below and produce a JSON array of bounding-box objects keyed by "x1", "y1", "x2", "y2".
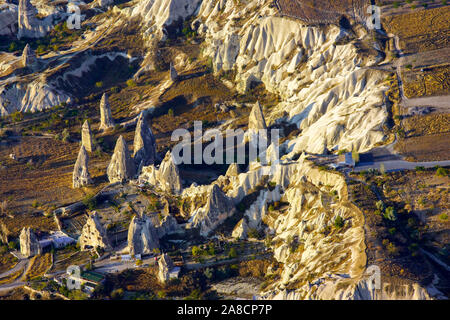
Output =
[
  {"x1": 19, "y1": 227, "x2": 42, "y2": 258},
  {"x1": 107, "y1": 136, "x2": 136, "y2": 183},
  {"x1": 248, "y1": 101, "x2": 267, "y2": 131},
  {"x1": 158, "y1": 151, "x2": 182, "y2": 193},
  {"x1": 0, "y1": 4, "x2": 18, "y2": 37},
  {"x1": 158, "y1": 253, "x2": 174, "y2": 283},
  {"x1": 21, "y1": 44, "x2": 37, "y2": 68},
  {"x1": 99, "y1": 93, "x2": 115, "y2": 131},
  {"x1": 73, "y1": 145, "x2": 92, "y2": 188},
  {"x1": 226, "y1": 163, "x2": 241, "y2": 177},
  {"x1": 127, "y1": 214, "x2": 160, "y2": 256},
  {"x1": 17, "y1": 0, "x2": 51, "y2": 39},
  {"x1": 139, "y1": 151, "x2": 182, "y2": 194},
  {"x1": 79, "y1": 211, "x2": 111, "y2": 250},
  {"x1": 133, "y1": 111, "x2": 157, "y2": 170},
  {"x1": 232, "y1": 218, "x2": 248, "y2": 240},
  {"x1": 190, "y1": 184, "x2": 235, "y2": 236},
  {"x1": 98, "y1": 0, "x2": 113, "y2": 7},
  {"x1": 170, "y1": 62, "x2": 179, "y2": 81},
  {"x1": 81, "y1": 120, "x2": 93, "y2": 152}
]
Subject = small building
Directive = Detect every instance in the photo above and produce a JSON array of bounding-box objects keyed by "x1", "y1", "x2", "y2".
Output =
[{"x1": 338, "y1": 152, "x2": 355, "y2": 167}]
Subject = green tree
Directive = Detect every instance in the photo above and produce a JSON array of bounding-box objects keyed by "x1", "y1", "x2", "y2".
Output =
[
  {"x1": 192, "y1": 246, "x2": 201, "y2": 257},
  {"x1": 383, "y1": 206, "x2": 397, "y2": 221},
  {"x1": 228, "y1": 247, "x2": 237, "y2": 259}
]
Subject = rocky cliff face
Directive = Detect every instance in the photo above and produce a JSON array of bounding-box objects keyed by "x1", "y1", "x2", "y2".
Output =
[
  {"x1": 79, "y1": 211, "x2": 111, "y2": 250},
  {"x1": 195, "y1": 0, "x2": 387, "y2": 154},
  {"x1": 133, "y1": 111, "x2": 157, "y2": 171},
  {"x1": 127, "y1": 214, "x2": 160, "y2": 255},
  {"x1": 189, "y1": 184, "x2": 236, "y2": 236},
  {"x1": 139, "y1": 151, "x2": 182, "y2": 194},
  {"x1": 17, "y1": 0, "x2": 52, "y2": 39},
  {"x1": 19, "y1": 227, "x2": 42, "y2": 258},
  {"x1": 0, "y1": 3, "x2": 18, "y2": 36},
  {"x1": 0, "y1": 80, "x2": 71, "y2": 117},
  {"x1": 73, "y1": 145, "x2": 92, "y2": 188},
  {"x1": 128, "y1": 0, "x2": 202, "y2": 41},
  {"x1": 107, "y1": 135, "x2": 136, "y2": 183}
]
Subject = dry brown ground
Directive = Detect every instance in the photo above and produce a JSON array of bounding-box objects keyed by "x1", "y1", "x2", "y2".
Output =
[
  {"x1": 402, "y1": 65, "x2": 450, "y2": 98},
  {"x1": 0, "y1": 252, "x2": 18, "y2": 274},
  {"x1": 395, "y1": 112, "x2": 450, "y2": 161},
  {"x1": 383, "y1": 6, "x2": 450, "y2": 54},
  {"x1": 395, "y1": 133, "x2": 450, "y2": 161}
]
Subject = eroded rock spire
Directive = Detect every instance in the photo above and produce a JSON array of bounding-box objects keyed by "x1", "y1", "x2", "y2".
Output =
[
  {"x1": 107, "y1": 135, "x2": 136, "y2": 183},
  {"x1": 99, "y1": 93, "x2": 115, "y2": 131},
  {"x1": 72, "y1": 145, "x2": 92, "y2": 188},
  {"x1": 21, "y1": 43, "x2": 36, "y2": 68},
  {"x1": 81, "y1": 120, "x2": 93, "y2": 152},
  {"x1": 248, "y1": 101, "x2": 267, "y2": 130},
  {"x1": 133, "y1": 111, "x2": 157, "y2": 170}
]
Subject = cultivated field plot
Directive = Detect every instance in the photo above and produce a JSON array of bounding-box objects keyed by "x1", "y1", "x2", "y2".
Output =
[
  {"x1": 23, "y1": 253, "x2": 53, "y2": 281},
  {"x1": 0, "y1": 252, "x2": 18, "y2": 274},
  {"x1": 402, "y1": 65, "x2": 450, "y2": 98},
  {"x1": 51, "y1": 249, "x2": 91, "y2": 273},
  {"x1": 395, "y1": 113, "x2": 450, "y2": 161},
  {"x1": 277, "y1": 0, "x2": 370, "y2": 24},
  {"x1": 383, "y1": 5, "x2": 450, "y2": 54},
  {"x1": 348, "y1": 169, "x2": 449, "y2": 290}
]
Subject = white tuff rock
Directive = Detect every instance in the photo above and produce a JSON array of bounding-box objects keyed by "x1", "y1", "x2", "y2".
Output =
[
  {"x1": 127, "y1": 214, "x2": 160, "y2": 255},
  {"x1": 17, "y1": 0, "x2": 52, "y2": 39},
  {"x1": 158, "y1": 253, "x2": 174, "y2": 283},
  {"x1": 189, "y1": 184, "x2": 235, "y2": 236},
  {"x1": 248, "y1": 101, "x2": 267, "y2": 130},
  {"x1": 81, "y1": 120, "x2": 93, "y2": 153},
  {"x1": 79, "y1": 211, "x2": 111, "y2": 250},
  {"x1": 19, "y1": 227, "x2": 42, "y2": 258},
  {"x1": 140, "y1": 151, "x2": 182, "y2": 194},
  {"x1": 21, "y1": 44, "x2": 37, "y2": 68},
  {"x1": 133, "y1": 111, "x2": 157, "y2": 170},
  {"x1": 73, "y1": 145, "x2": 92, "y2": 188},
  {"x1": 99, "y1": 93, "x2": 115, "y2": 131},
  {"x1": 107, "y1": 136, "x2": 136, "y2": 183}
]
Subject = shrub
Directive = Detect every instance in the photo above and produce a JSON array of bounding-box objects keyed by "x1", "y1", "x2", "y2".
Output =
[
  {"x1": 228, "y1": 247, "x2": 238, "y2": 259},
  {"x1": 111, "y1": 288, "x2": 124, "y2": 300},
  {"x1": 383, "y1": 206, "x2": 397, "y2": 221},
  {"x1": 126, "y1": 79, "x2": 136, "y2": 87},
  {"x1": 10, "y1": 111, "x2": 24, "y2": 123},
  {"x1": 415, "y1": 166, "x2": 425, "y2": 172},
  {"x1": 436, "y1": 167, "x2": 448, "y2": 177},
  {"x1": 82, "y1": 194, "x2": 97, "y2": 210},
  {"x1": 439, "y1": 213, "x2": 448, "y2": 221},
  {"x1": 95, "y1": 81, "x2": 103, "y2": 88},
  {"x1": 192, "y1": 246, "x2": 201, "y2": 257},
  {"x1": 167, "y1": 108, "x2": 174, "y2": 117},
  {"x1": 334, "y1": 216, "x2": 344, "y2": 229},
  {"x1": 376, "y1": 200, "x2": 385, "y2": 211}
]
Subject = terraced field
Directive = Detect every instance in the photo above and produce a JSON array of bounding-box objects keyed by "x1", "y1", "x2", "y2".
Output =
[{"x1": 277, "y1": 0, "x2": 370, "y2": 24}]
